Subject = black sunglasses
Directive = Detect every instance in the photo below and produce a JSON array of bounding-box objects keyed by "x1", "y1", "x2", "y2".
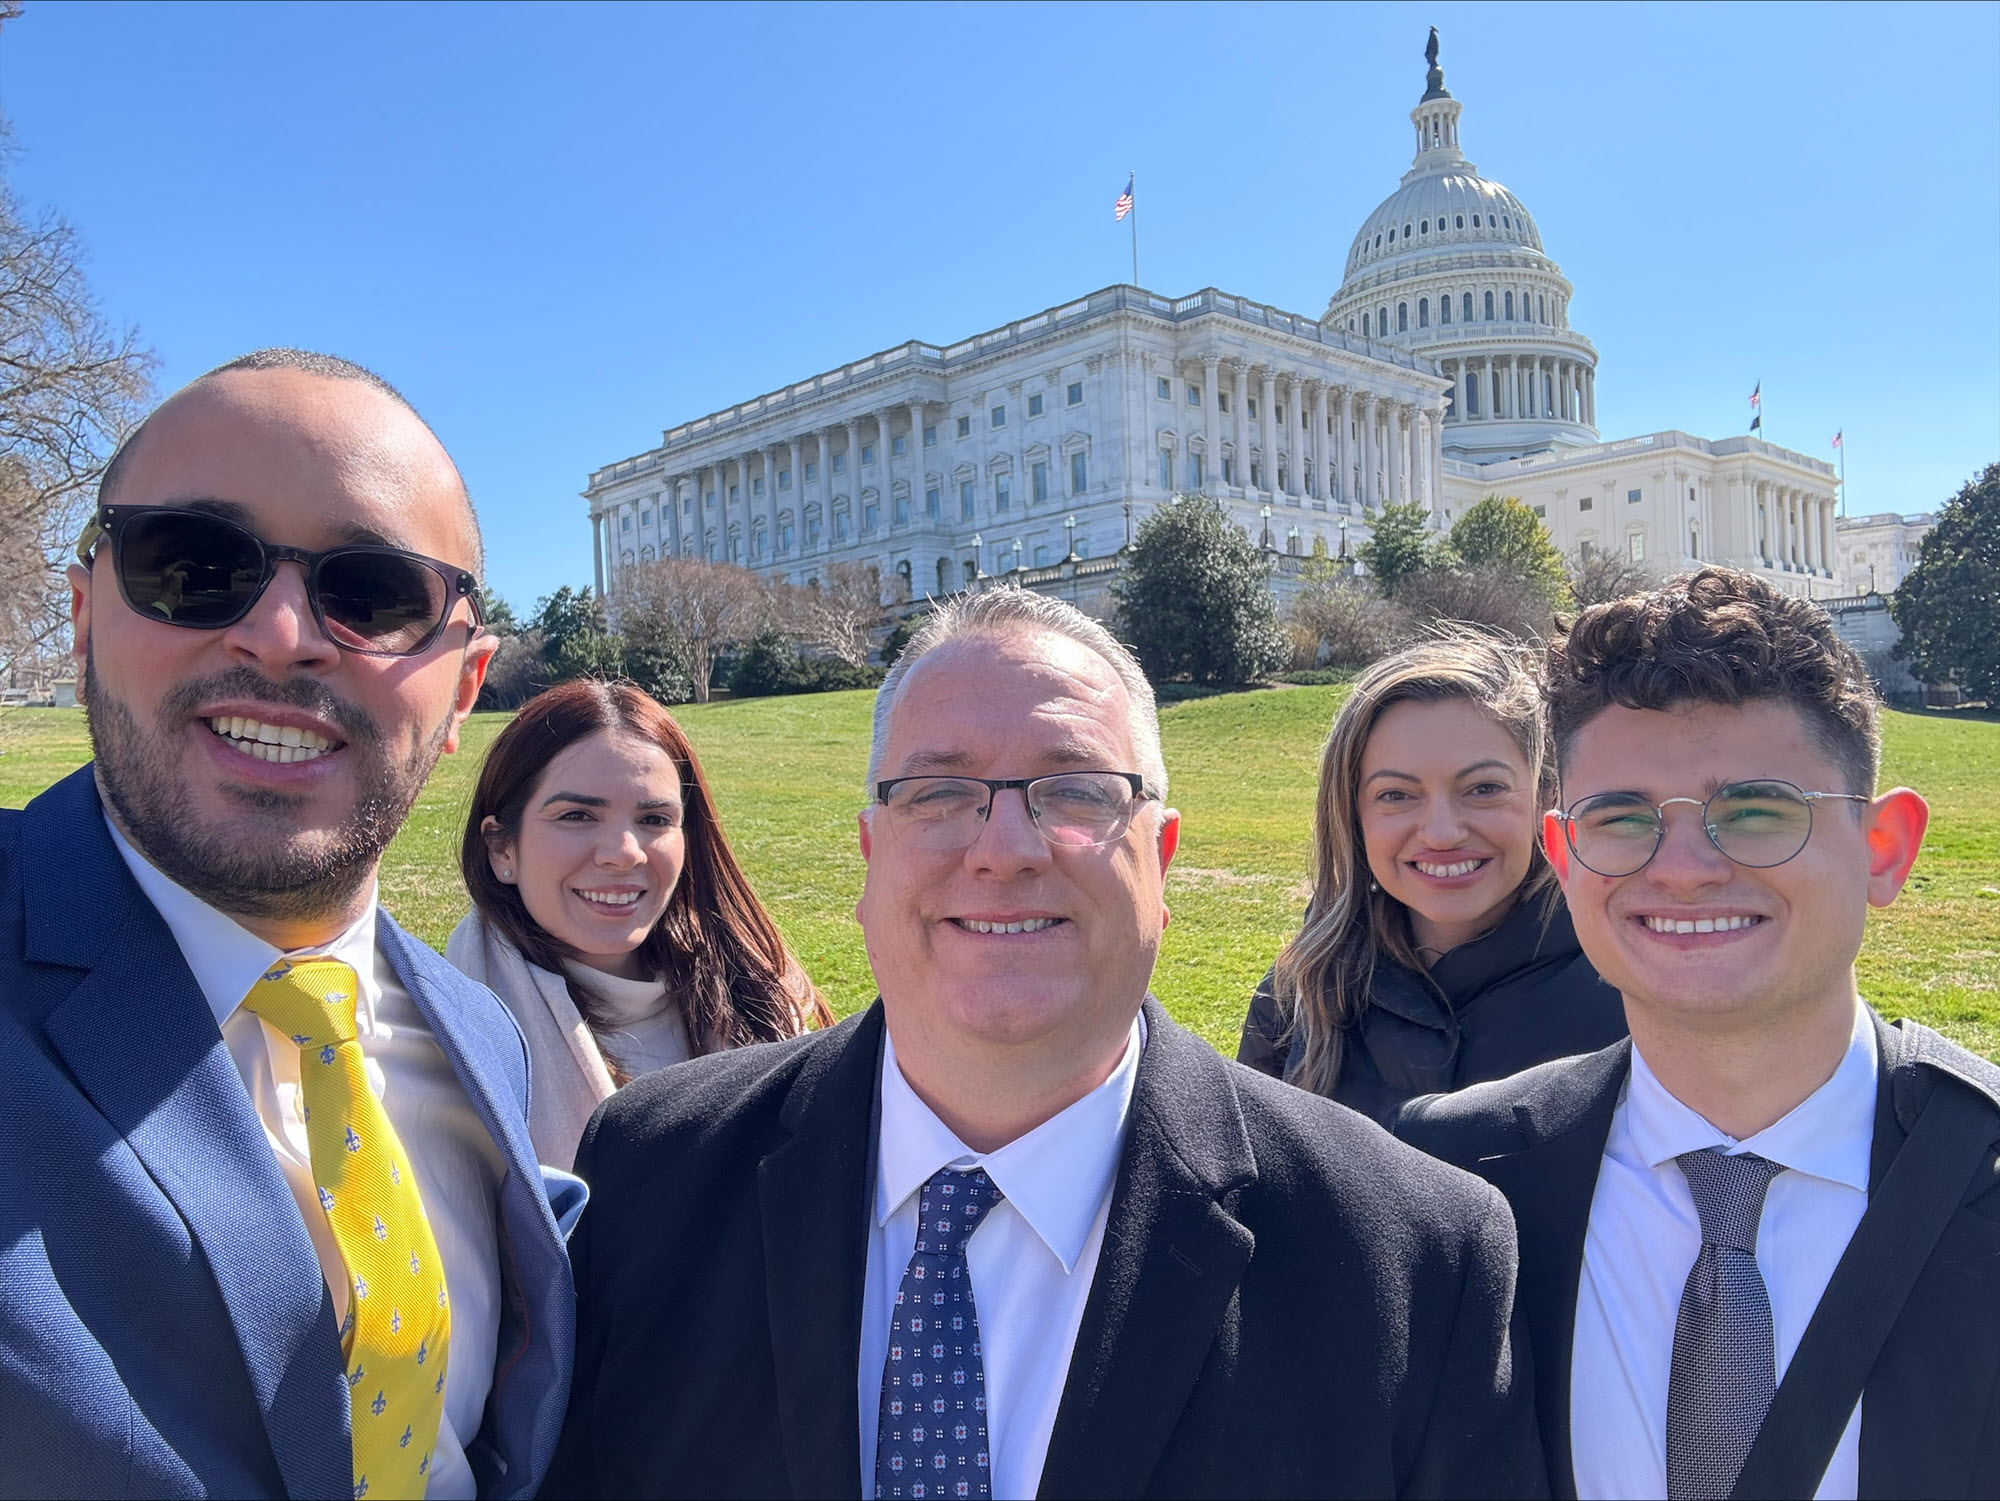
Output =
[{"x1": 79, "y1": 505, "x2": 485, "y2": 658}]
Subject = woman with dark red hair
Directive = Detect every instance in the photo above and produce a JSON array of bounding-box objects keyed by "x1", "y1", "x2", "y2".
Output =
[{"x1": 447, "y1": 679, "x2": 828, "y2": 1168}]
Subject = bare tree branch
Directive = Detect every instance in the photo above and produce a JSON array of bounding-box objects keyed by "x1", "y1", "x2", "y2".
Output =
[
  {"x1": 769, "y1": 560, "x2": 896, "y2": 668},
  {"x1": 612, "y1": 558, "x2": 768, "y2": 703}
]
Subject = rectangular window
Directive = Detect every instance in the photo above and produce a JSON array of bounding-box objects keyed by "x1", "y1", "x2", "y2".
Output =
[
  {"x1": 926, "y1": 486, "x2": 940, "y2": 519},
  {"x1": 1159, "y1": 451, "x2": 1173, "y2": 489},
  {"x1": 892, "y1": 435, "x2": 907, "y2": 456},
  {"x1": 1191, "y1": 453, "x2": 1205, "y2": 489},
  {"x1": 1250, "y1": 461, "x2": 1263, "y2": 489},
  {"x1": 1629, "y1": 532, "x2": 1645, "y2": 562},
  {"x1": 1277, "y1": 405, "x2": 1286, "y2": 425},
  {"x1": 1070, "y1": 452, "x2": 1087, "y2": 495},
  {"x1": 682, "y1": 493, "x2": 692, "y2": 512},
  {"x1": 861, "y1": 445, "x2": 874, "y2": 466},
  {"x1": 621, "y1": 514, "x2": 632, "y2": 531},
  {"x1": 894, "y1": 492, "x2": 909, "y2": 524},
  {"x1": 729, "y1": 484, "x2": 740, "y2": 503},
  {"x1": 863, "y1": 502, "x2": 879, "y2": 532},
  {"x1": 960, "y1": 479, "x2": 976, "y2": 520},
  {"x1": 832, "y1": 453, "x2": 846, "y2": 474},
  {"x1": 780, "y1": 522, "x2": 794, "y2": 551},
  {"x1": 1627, "y1": 488, "x2": 1643, "y2": 504},
  {"x1": 640, "y1": 509, "x2": 651, "y2": 527},
  {"x1": 1187, "y1": 384, "x2": 1201, "y2": 407},
  {"x1": 778, "y1": 469, "x2": 791, "y2": 490},
  {"x1": 1034, "y1": 545, "x2": 1049, "y2": 567},
  {"x1": 1074, "y1": 535, "x2": 1090, "y2": 559},
  {"x1": 804, "y1": 463, "x2": 817, "y2": 482},
  {"x1": 1248, "y1": 398, "x2": 1259, "y2": 419},
  {"x1": 995, "y1": 475, "x2": 1011, "y2": 512},
  {"x1": 923, "y1": 425, "x2": 937, "y2": 447},
  {"x1": 808, "y1": 514, "x2": 821, "y2": 545},
  {"x1": 1032, "y1": 462, "x2": 1049, "y2": 504},
  {"x1": 1533, "y1": 504, "x2": 1547, "y2": 517},
  {"x1": 1579, "y1": 496, "x2": 1594, "y2": 512},
  {"x1": 1217, "y1": 390, "x2": 1230, "y2": 413},
  {"x1": 1066, "y1": 381, "x2": 1084, "y2": 406},
  {"x1": 1156, "y1": 377, "x2": 1172, "y2": 400},
  {"x1": 1222, "y1": 456, "x2": 1235, "y2": 485},
  {"x1": 1028, "y1": 393, "x2": 1044, "y2": 417},
  {"x1": 835, "y1": 511, "x2": 850, "y2": 540},
  {"x1": 957, "y1": 415, "x2": 972, "y2": 438},
  {"x1": 705, "y1": 490, "x2": 716, "y2": 509},
  {"x1": 990, "y1": 406, "x2": 1006, "y2": 429},
  {"x1": 752, "y1": 478, "x2": 764, "y2": 498}
]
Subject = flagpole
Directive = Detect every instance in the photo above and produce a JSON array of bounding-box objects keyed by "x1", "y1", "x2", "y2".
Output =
[
  {"x1": 1129, "y1": 169, "x2": 1139, "y2": 288},
  {"x1": 1838, "y1": 439, "x2": 1847, "y2": 518}
]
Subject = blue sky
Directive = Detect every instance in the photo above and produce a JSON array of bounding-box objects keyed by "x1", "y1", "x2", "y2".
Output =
[{"x1": 7, "y1": 1, "x2": 1996, "y2": 614}]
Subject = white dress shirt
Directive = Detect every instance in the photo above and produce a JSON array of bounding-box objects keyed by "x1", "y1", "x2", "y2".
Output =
[
  {"x1": 858, "y1": 1016, "x2": 1144, "y2": 1501},
  {"x1": 109, "y1": 818, "x2": 504, "y2": 1501},
  {"x1": 1571, "y1": 1003, "x2": 1877, "y2": 1500}
]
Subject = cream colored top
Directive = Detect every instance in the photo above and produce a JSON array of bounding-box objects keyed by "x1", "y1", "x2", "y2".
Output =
[{"x1": 563, "y1": 962, "x2": 692, "y2": 1078}]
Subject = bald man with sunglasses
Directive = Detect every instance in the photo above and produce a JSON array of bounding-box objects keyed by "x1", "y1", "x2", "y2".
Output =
[{"x1": 0, "y1": 351, "x2": 581, "y2": 1500}]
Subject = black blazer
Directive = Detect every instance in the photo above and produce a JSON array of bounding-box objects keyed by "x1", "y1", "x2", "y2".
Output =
[
  {"x1": 1395, "y1": 1014, "x2": 2000, "y2": 1500},
  {"x1": 545, "y1": 998, "x2": 1547, "y2": 1499},
  {"x1": 1240, "y1": 898, "x2": 1626, "y2": 1125}
]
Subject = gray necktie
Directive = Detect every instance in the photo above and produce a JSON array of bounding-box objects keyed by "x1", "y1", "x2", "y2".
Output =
[{"x1": 1667, "y1": 1149, "x2": 1788, "y2": 1500}]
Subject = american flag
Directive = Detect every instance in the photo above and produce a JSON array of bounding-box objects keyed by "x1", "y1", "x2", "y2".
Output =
[
  {"x1": 1748, "y1": 382, "x2": 1761, "y2": 410},
  {"x1": 1832, "y1": 430, "x2": 1843, "y2": 449},
  {"x1": 1114, "y1": 175, "x2": 1134, "y2": 222}
]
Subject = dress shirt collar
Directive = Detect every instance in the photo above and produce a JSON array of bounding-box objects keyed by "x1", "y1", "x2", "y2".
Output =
[
  {"x1": 876, "y1": 1013, "x2": 1145, "y2": 1274},
  {"x1": 106, "y1": 813, "x2": 381, "y2": 1029},
  {"x1": 1624, "y1": 1000, "x2": 1876, "y2": 1192}
]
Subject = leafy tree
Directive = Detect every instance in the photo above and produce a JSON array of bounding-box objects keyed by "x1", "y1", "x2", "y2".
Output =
[
  {"x1": 618, "y1": 639, "x2": 694, "y2": 705},
  {"x1": 1355, "y1": 501, "x2": 1434, "y2": 597},
  {"x1": 476, "y1": 588, "x2": 520, "y2": 637},
  {"x1": 880, "y1": 617, "x2": 919, "y2": 668},
  {"x1": 1893, "y1": 462, "x2": 2000, "y2": 701},
  {"x1": 534, "y1": 585, "x2": 623, "y2": 683},
  {"x1": 1287, "y1": 578, "x2": 1413, "y2": 668},
  {"x1": 726, "y1": 625, "x2": 880, "y2": 698},
  {"x1": 1112, "y1": 494, "x2": 1287, "y2": 684},
  {"x1": 1445, "y1": 495, "x2": 1573, "y2": 612}
]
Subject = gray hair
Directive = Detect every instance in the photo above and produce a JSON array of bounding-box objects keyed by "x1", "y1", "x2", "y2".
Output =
[{"x1": 866, "y1": 586, "x2": 1167, "y2": 798}]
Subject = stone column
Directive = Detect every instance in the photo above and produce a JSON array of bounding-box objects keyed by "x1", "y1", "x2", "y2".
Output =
[
  {"x1": 1497, "y1": 358, "x2": 1513, "y2": 420},
  {"x1": 843, "y1": 419, "x2": 861, "y2": 543},
  {"x1": 1360, "y1": 394, "x2": 1378, "y2": 508},
  {"x1": 874, "y1": 410, "x2": 893, "y2": 525},
  {"x1": 907, "y1": 403, "x2": 926, "y2": 517},
  {"x1": 1306, "y1": 379, "x2": 1326, "y2": 504},
  {"x1": 784, "y1": 440, "x2": 802, "y2": 548},
  {"x1": 1259, "y1": 368, "x2": 1278, "y2": 497},
  {"x1": 735, "y1": 456, "x2": 753, "y2": 563},
  {"x1": 1429, "y1": 409, "x2": 1445, "y2": 513},
  {"x1": 1230, "y1": 360, "x2": 1250, "y2": 493},
  {"x1": 1334, "y1": 385, "x2": 1352, "y2": 506},
  {"x1": 1201, "y1": 356, "x2": 1221, "y2": 493},
  {"x1": 767, "y1": 445, "x2": 785, "y2": 559}
]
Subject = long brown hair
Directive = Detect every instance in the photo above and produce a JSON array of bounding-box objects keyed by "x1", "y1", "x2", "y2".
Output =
[
  {"x1": 1270, "y1": 632, "x2": 1558, "y2": 1095},
  {"x1": 460, "y1": 679, "x2": 831, "y2": 1067}
]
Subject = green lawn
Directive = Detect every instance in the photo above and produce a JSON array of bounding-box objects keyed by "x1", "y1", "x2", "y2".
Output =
[{"x1": 4, "y1": 694, "x2": 1996, "y2": 1057}]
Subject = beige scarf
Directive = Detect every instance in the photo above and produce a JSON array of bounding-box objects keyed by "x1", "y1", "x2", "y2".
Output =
[{"x1": 444, "y1": 909, "x2": 617, "y2": 1171}]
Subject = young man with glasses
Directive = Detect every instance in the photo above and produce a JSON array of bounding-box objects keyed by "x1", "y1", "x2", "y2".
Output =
[
  {"x1": 546, "y1": 586, "x2": 1544, "y2": 1498},
  {"x1": 1400, "y1": 567, "x2": 2000, "y2": 1499},
  {"x1": 1, "y1": 351, "x2": 580, "y2": 1500}
]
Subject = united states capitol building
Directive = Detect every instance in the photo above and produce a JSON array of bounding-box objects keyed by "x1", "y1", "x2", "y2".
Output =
[{"x1": 583, "y1": 36, "x2": 1850, "y2": 610}]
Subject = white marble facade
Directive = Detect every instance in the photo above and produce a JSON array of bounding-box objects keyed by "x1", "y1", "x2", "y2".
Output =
[
  {"x1": 1834, "y1": 511, "x2": 1935, "y2": 597},
  {"x1": 584, "y1": 285, "x2": 1449, "y2": 602},
  {"x1": 586, "y1": 32, "x2": 1848, "y2": 608}
]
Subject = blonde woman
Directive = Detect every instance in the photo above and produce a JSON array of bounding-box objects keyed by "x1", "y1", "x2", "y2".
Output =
[{"x1": 1239, "y1": 632, "x2": 1623, "y2": 1123}]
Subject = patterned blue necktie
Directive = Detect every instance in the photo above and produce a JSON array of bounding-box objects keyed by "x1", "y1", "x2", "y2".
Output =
[
  {"x1": 875, "y1": 1167, "x2": 1003, "y2": 1501},
  {"x1": 1666, "y1": 1149, "x2": 1788, "y2": 1501}
]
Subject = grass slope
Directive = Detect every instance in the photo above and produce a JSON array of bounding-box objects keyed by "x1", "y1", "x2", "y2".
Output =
[{"x1": 4, "y1": 694, "x2": 1995, "y2": 1057}]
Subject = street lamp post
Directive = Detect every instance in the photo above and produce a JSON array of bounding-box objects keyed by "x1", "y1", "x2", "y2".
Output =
[
  {"x1": 1260, "y1": 503, "x2": 1273, "y2": 551},
  {"x1": 1012, "y1": 537, "x2": 1023, "y2": 574},
  {"x1": 1122, "y1": 497, "x2": 1133, "y2": 550},
  {"x1": 970, "y1": 532, "x2": 986, "y2": 588},
  {"x1": 1339, "y1": 514, "x2": 1350, "y2": 574},
  {"x1": 1064, "y1": 513, "x2": 1078, "y2": 561}
]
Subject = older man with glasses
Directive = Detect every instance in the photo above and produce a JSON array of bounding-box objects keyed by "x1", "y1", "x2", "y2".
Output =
[
  {"x1": 1400, "y1": 568, "x2": 2000, "y2": 1499},
  {"x1": 0, "y1": 350, "x2": 580, "y2": 1500},
  {"x1": 546, "y1": 586, "x2": 1543, "y2": 1499}
]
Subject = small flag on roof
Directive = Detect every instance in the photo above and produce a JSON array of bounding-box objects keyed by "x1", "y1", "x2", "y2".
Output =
[{"x1": 1115, "y1": 175, "x2": 1134, "y2": 222}]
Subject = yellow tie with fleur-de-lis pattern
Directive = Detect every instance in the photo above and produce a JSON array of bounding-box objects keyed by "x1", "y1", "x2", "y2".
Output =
[{"x1": 243, "y1": 957, "x2": 450, "y2": 1501}]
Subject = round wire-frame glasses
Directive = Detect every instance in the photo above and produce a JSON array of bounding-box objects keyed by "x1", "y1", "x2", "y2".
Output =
[{"x1": 1551, "y1": 778, "x2": 1871, "y2": 878}]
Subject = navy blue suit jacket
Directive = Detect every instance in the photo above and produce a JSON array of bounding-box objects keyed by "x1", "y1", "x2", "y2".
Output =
[{"x1": 0, "y1": 767, "x2": 579, "y2": 1500}]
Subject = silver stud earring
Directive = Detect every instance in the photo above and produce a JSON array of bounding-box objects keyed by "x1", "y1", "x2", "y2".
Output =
[
  {"x1": 501, "y1": 868, "x2": 513, "y2": 879},
  {"x1": 1369, "y1": 879, "x2": 1380, "y2": 892}
]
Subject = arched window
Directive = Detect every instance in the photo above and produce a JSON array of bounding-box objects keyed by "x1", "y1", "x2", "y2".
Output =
[
  {"x1": 1471, "y1": 213, "x2": 1480, "y2": 228},
  {"x1": 1397, "y1": 302, "x2": 1408, "y2": 332},
  {"x1": 1418, "y1": 297, "x2": 1430, "y2": 328},
  {"x1": 1504, "y1": 291, "x2": 1514, "y2": 320},
  {"x1": 1503, "y1": 215, "x2": 1511, "y2": 229},
  {"x1": 1361, "y1": 311, "x2": 1370, "y2": 337},
  {"x1": 1467, "y1": 375, "x2": 1480, "y2": 417},
  {"x1": 1388, "y1": 227, "x2": 1396, "y2": 243},
  {"x1": 1462, "y1": 292, "x2": 1474, "y2": 322},
  {"x1": 1420, "y1": 219, "x2": 1429, "y2": 234},
  {"x1": 897, "y1": 559, "x2": 912, "y2": 588},
  {"x1": 1455, "y1": 214, "x2": 1464, "y2": 229},
  {"x1": 1348, "y1": 316, "x2": 1357, "y2": 332},
  {"x1": 1374, "y1": 233, "x2": 1382, "y2": 250},
  {"x1": 1403, "y1": 222, "x2": 1412, "y2": 238},
  {"x1": 1484, "y1": 290, "x2": 1495, "y2": 321},
  {"x1": 1440, "y1": 295, "x2": 1451, "y2": 325},
  {"x1": 936, "y1": 558, "x2": 951, "y2": 594},
  {"x1": 962, "y1": 559, "x2": 976, "y2": 584},
  {"x1": 1378, "y1": 305, "x2": 1389, "y2": 333},
  {"x1": 1538, "y1": 293, "x2": 1547, "y2": 323}
]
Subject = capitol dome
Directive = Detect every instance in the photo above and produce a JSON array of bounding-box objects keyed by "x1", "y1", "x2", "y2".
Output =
[{"x1": 1326, "y1": 33, "x2": 1599, "y2": 461}]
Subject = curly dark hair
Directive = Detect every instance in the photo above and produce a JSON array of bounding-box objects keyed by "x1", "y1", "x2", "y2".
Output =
[{"x1": 1546, "y1": 567, "x2": 1880, "y2": 794}]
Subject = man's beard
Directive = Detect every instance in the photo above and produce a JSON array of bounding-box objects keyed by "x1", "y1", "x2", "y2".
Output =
[{"x1": 85, "y1": 649, "x2": 450, "y2": 928}]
